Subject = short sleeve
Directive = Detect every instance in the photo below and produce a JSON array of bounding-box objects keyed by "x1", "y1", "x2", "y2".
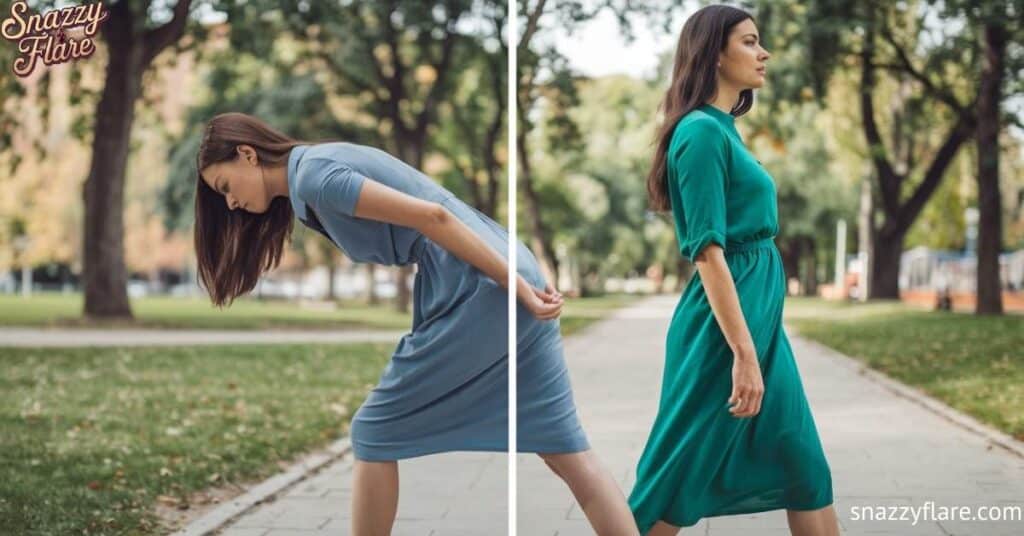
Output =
[
  {"x1": 670, "y1": 118, "x2": 729, "y2": 262},
  {"x1": 303, "y1": 157, "x2": 368, "y2": 217}
]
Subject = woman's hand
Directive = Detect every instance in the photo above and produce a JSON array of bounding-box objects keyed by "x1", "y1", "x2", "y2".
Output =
[
  {"x1": 517, "y1": 276, "x2": 564, "y2": 320},
  {"x1": 728, "y1": 346, "x2": 764, "y2": 418}
]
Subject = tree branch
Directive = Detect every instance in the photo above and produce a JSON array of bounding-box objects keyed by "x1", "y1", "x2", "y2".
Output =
[
  {"x1": 897, "y1": 114, "x2": 975, "y2": 233},
  {"x1": 414, "y1": 22, "x2": 458, "y2": 136},
  {"x1": 859, "y1": 26, "x2": 901, "y2": 216},
  {"x1": 877, "y1": 24, "x2": 966, "y2": 114},
  {"x1": 518, "y1": 0, "x2": 548, "y2": 51},
  {"x1": 142, "y1": 0, "x2": 194, "y2": 65}
]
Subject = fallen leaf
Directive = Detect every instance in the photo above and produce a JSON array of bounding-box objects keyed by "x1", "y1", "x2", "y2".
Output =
[{"x1": 156, "y1": 495, "x2": 179, "y2": 506}]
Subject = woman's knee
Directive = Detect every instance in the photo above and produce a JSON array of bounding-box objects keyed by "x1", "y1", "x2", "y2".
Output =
[
  {"x1": 538, "y1": 452, "x2": 567, "y2": 480},
  {"x1": 538, "y1": 450, "x2": 595, "y2": 482}
]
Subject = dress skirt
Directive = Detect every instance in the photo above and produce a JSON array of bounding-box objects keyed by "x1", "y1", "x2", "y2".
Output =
[
  {"x1": 348, "y1": 196, "x2": 588, "y2": 460},
  {"x1": 628, "y1": 237, "x2": 833, "y2": 532},
  {"x1": 515, "y1": 241, "x2": 590, "y2": 453}
]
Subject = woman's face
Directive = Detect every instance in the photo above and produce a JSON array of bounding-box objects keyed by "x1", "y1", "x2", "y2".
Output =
[
  {"x1": 719, "y1": 18, "x2": 771, "y2": 90},
  {"x1": 200, "y1": 144, "x2": 270, "y2": 214}
]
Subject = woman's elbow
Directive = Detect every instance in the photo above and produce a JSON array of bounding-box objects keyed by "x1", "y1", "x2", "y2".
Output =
[
  {"x1": 421, "y1": 202, "x2": 450, "y2": 229},
  {"x1": 694, "y1": 243, "x2": 723, "y2": 263}
]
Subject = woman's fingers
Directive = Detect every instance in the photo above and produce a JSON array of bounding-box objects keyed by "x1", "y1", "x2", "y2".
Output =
[
  {"x1": 531, "y1": 300, "x2": 562, "y2": 319},
  {"x1": 532, "y1": 286, "x2": 563, "y2": 305},
  {"x1": 729, "y1": 387, "x2": 746, "y2": 415},
  {"x1": 727, "y1": 386, "x2": 740, "y2": 412},
  {"x1": 729, "y1": 384, "x2": 763, "y2": 417}
]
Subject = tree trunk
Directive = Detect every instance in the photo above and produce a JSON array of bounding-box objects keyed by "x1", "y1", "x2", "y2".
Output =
[
  {"x1": 82, "y1": 0, "x2": 191, "y2": 318},
  {"x1": 779, "y1": 237, "x2": 802, "y2": 292},
  {"x1": 82, "y1": 41, "x2": 143, "y2": 318},
  {"x1": 516, "y1": 130, "x2": 559, "y2": 284},
  {"x1": 326, "y1": 250, "x2": 338, "y2": 301},
  {"x1": 675, "y1": 258, "x2": 696, "y2": 293},
  {"x1": 803, "y1": 238, "x2": 818, "y2": 296},
  {"x1": 975, "y1": 21, "x2": 1006, "y2": 315},
  {"x1": 858, "y1": 18, "x2": 975, "y2": 299},
  {"x1": 869, "y1": 227, "x2": 906, "y2": 299},
  {"x1": 858, "y1": 175, "x2": 875, "y2": 301},
  {"x1": 366, "y1": 264, "x2": 378, "y2": 305}
]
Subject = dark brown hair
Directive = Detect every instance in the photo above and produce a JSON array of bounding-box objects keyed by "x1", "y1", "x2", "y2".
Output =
[
  {"x1": 647, "y1": 4, "x2": 755, "y2": 211},
  {"x1": 194, "y1": 112, "x2": 311, "y2": 307}
]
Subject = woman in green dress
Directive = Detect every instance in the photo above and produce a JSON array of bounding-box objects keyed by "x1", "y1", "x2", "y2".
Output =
[{"x1": 627, "y1": 5, "x2": 840, "y2": 535}]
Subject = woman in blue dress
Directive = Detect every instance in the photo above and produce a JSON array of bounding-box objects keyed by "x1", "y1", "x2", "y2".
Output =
[{"x1": 192, "y1": 112, "x2": 638, "y2": 535}]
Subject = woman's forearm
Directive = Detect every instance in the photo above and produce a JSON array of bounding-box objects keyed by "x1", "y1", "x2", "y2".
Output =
[
  {"x1": 694, "y1": 246, "x2": 757, "y2": 360},
  {"x1": 418, "y1": 204, "x2": 525, "y2": 295},
  {"x1": 346, "y1": 178, "x2": 532, "y2": 301}
]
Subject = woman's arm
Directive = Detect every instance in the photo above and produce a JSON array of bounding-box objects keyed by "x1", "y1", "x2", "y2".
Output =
[
  {"x1": 669, "y1": 117, "x2": 764, "y2": 418},
  {"x1": 350, "y1": 177, "x2": 563, "y2": 319},
  {"x1": 693, "y1": 244, "x2": 764, "y2": 418}
]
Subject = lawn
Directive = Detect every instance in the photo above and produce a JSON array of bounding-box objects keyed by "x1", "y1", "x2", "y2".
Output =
[
  {"x1": 784, "y1": 296, "x2": 1024, "y2": 441},
  {"x1": 559, "y1": 293, "x2": 647, "y2": 336},
  {"x1": 0, "y1": 343, "x2": 391, "y2": 535},
  {"x1": 0, "y1": 293, "x2": 411, "y2": 331}
]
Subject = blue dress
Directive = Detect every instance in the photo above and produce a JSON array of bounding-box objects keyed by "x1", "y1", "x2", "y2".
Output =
[{"x1": 286, "y1": 142, "x2": 588, "y2": 461}]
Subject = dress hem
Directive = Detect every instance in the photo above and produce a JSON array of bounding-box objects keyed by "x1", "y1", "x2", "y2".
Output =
[
  {"x1": 654, "y1": 495, "x2": 836, "y2": 530},
  {"x1": 515, "y1": 438, "x2": 591, "y2": 454},
  {"x1": 352, "y1": 441, "x2": 509, "y2": 462}
]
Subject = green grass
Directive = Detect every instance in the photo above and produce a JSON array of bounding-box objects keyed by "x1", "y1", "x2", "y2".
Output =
[
  {"x1": 0, "y1": 293, "x2": 411, "y2": 330},
  {"x1": 560, "y1": 293, "x2": 647, "y2": 336},
  {"x1": 784, "y1": 297, "x2": 1024, "y2": 441},
  {"x1": 0, "y1": 343, "x2": 391, "y2": 535}
]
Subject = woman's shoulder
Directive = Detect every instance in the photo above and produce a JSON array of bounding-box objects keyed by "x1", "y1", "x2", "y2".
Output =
[
  {"x1": 299, "y1": 141, "x2": 364, "y2": 163},
  {"x1": 670, "y1": 109, "x2": 728, "y2": 146}
]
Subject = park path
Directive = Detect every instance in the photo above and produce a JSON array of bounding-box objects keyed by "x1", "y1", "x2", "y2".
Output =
[
  {"x1": 517, "y1": 294, "x2": 1024, "y2": 535},
  {"x1": 183, "y1": 294, "x2": 1023, "y2": 535},
  {"x1": 0, "y1": 327, "x2": 406, "y2": 347},
  {"x1": 211, "y1": 451, "x2": 507, "y2": 536}
]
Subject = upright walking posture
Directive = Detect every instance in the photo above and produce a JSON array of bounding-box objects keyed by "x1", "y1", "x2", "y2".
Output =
[
  {"x1": 628, "y1": 6, "x2": 840, "y2": 535},
  {"x1": 192, "y1": 112, "x2": 637, "y2": 535}
]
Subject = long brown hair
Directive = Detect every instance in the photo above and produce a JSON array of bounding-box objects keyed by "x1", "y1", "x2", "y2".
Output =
[
  {"x1": 647, "y1": 4, "x2": 755, "y2": 211},
  {"x1": 194, "y1": 112, "x2": 311, "y2": 307}
]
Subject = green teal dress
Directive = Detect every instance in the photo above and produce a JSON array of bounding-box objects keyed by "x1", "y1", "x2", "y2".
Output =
[{"x1": 627, "y1": 104, "x2": 834, "y2": 533}]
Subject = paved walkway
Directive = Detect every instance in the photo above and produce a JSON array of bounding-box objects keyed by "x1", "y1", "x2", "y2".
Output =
[
  {"x1": 518, "y1": 295, "x2": 1024, "y2": 535},
  {"x1": 196, "y1": 295, "x2": 1023, "y2": 535},
  {"x1": 215, "y1": 450, "x2": 507, "y2": 536},
  {"x1": 0, "y1": 327, "x2": 406, "y2": 347}
]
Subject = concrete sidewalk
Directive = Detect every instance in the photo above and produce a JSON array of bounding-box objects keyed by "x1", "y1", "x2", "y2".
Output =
[
  {"x1": 517, "y1": 294, "x2": 1024, "y2": 535},
  {"x1": 214, "y1": 450, "x2": 507, "y2": 536},
  {"x1": 184, "y1": 294, "x2": 1022, "y2": 535}
]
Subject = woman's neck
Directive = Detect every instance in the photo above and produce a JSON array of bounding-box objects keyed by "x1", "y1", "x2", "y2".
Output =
[
  {"x1": 707, "y1": 84, "x2": 741, "y2": 115},
  {"x1": 264, "y1": 163, "x2": 290, "y2": 199}
]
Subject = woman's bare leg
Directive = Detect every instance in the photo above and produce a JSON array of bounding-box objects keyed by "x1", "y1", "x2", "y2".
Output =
[
  {"x1": 351, "y1": 459, "x2": 399, "y2": 536},
  {"x1": 787, "y1": 504, "x2": 840, "y2": 536},
  {"x1": 538, "y1": 449, "x2": 640, "y2": 536},
  {"x1": 646, "y1": 520, "x2": 682, "y2": 536}
]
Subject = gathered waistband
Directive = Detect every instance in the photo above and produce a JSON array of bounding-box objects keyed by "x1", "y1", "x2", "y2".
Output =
[{"x1": 725, "y1": 236, "x2": 776, "y2": 255}]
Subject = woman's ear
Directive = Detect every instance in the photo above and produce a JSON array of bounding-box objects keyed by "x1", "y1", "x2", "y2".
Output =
[{"x1": 237, "y1": 144, "x2": 258, "y2": 166}]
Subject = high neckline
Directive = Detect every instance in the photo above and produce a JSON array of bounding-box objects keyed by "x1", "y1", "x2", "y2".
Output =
[
  {"x1": 698, "y1": 103, "x2": 735, "y2": 125},
  {"x1": 287, "y1": 144, "x2": 310, "y2": 216}
]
